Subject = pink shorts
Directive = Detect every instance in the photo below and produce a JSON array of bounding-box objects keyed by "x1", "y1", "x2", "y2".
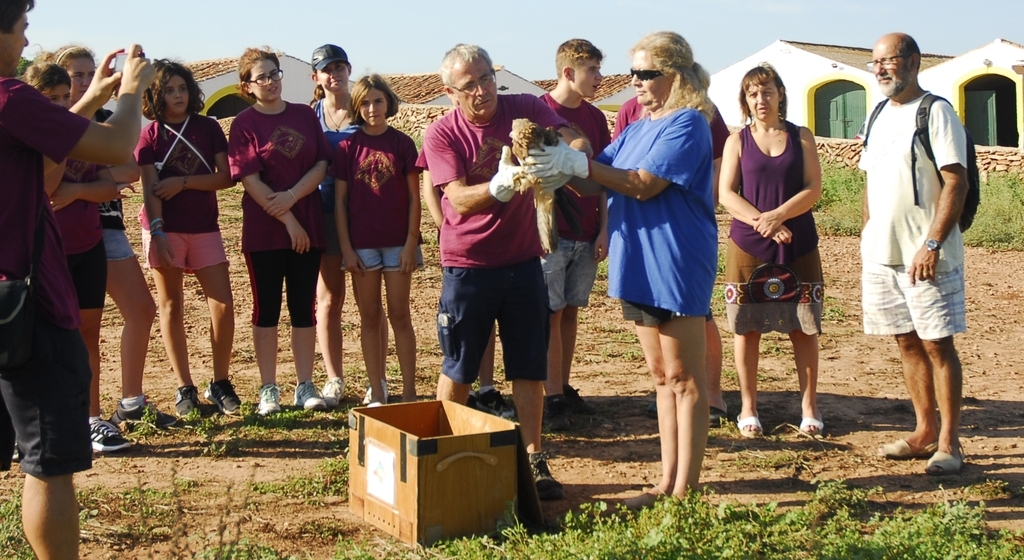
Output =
[{"x1": 141, "y1": 230, "x2": 228, "y2": 271}]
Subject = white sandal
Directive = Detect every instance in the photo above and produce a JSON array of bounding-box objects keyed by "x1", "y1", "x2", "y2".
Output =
[
  {"x1": 799, "y1": 415, "x2": 824, "y2": 435},
  {"x1": 737, "y1": 416, "x2": 762, "y2": 438}
]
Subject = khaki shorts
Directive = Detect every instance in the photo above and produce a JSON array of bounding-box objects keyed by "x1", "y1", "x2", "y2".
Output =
[{"x1": 861, "y1": 261, "x2": 966, "y2": 340}]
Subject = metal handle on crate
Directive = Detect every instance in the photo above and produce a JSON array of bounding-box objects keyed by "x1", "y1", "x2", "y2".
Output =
[{"x1": 435, "y1": 452, "x2": 498, "y2": 472}]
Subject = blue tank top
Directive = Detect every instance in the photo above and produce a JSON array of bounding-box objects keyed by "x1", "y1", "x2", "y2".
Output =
[
  {"x1": 729, "y1": 121, "x2": 818, "y2": 264},
  {"x1": 314, "y1": 99, "x2": 358, "y2": 212}
]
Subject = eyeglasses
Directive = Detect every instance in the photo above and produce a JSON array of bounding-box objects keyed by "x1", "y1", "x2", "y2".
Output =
[
  {"x1": 630, "y1": 68, "x2": 664, "y2": 81},
  {"x1": 248, "y1": 69, "x2": 284, "y2": 86},
  {"x1": 451, "y1": 72, "x2": 495, "y2": 94},
  {"x1": 866, "y1": 55, "x2": 907, "y2": 70}
]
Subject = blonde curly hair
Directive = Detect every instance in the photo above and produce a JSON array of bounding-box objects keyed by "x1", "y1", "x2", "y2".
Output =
[{"x1": 631, "y1": 32, "x2": 714, "y2": 122}]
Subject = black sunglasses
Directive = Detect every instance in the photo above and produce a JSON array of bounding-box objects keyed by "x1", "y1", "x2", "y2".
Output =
[{"x1": 630, "y1": 68, "x2": 664, "y2": 81}]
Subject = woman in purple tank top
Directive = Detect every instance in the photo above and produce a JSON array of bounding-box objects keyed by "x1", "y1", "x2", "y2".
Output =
[{"x1": 718, "y1": 64, "x2": 824, "y2": 438}]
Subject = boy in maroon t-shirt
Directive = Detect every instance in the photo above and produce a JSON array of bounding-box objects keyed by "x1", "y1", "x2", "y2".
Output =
[
  {"x1": 0, "y1": 3, "x2": 156, "y2": 556},
  {"x1": 537, "y1": 39, "x2": 611, "y2": 431}
]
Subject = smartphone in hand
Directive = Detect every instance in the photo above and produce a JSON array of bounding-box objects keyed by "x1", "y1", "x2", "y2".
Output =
[{"x1": 114, "y1": 53, "x2": 128, "y2": 72}]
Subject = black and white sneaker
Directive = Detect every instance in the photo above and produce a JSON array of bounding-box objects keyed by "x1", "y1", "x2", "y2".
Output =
[
  {"x1": 110, "y1": 398, "x2": 177, "y2": 429},
  {"x1": 205, "y1": 379, "x2": 242, "y2": 415},
  {"x1": 471, "y1": 388, "x2": 516, "y2": 419},
  {"x1": 90, "y1": 419, "x2": 132, "y2": 452},
  {"x1": 530, "y1": 452, "x2": 564, "y2": 501},
  {"x1": 175, "y1": 385, "x2": 201, "y2": 417}
]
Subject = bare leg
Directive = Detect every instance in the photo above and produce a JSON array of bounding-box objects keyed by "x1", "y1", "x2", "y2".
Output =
[
  {"x1": 437, "y1": 375, "x2": 471, "y2": 405},
  {"x1": 352, "y1": 270, "x2": 386, "y2": 404},
  {"x1": 790, "y1": 330, "x2": 820, "y2": 427},
  {"x1": 106, "y1": 258, "x2": 156, "y2": 398},
  {"x1": 705, "y1": 318, "x2": 726, "y2": 412},
  {"x1": 383, "y1": 270, "x2": 417, "y2": 401},
  {"x1": 735, "y1": 331, "x2": 761, "y2": 432},
  {"x1": 921, "y1": 336, "x2": 963, "y2": 457},
  {"x1": 544, "y1": 309, "x2": 564, "y2": 397},
  {"x1": 894, "y1": 332, "x2": 940, "y2": 450},
  {"x1": 79, "y1": 308, "x2": 103, "y2": 417},
  {"x1": 351, "y1": 277, "x2": 389, "y2": 393},
  {"x1": 292, "y1": 327, "x2": 316, "y2": 385},
  {"x1": 637, "y1": 316, "x2": 709, "y2": 495},
  {"x1": 194, "y1": 263, "x2": 235, "y2": 383},
  {"x1": 22, "y1": 474, "x2": 79, "y2": 560},
  {"x1": 151, "y1": 267, "x2": 191, "y2": 387},
  {"x1": 513, "y1": 380, "x2": 545, "y2": 453},
  {"x1": 316, "y1": 255, "x2": 345, "y2": 382},
  {"x1": 560, "y1": 306, "x2": 580, "y2": 387},
  {"x1": 253, "y1": 326, "x2": 278, "y2": 386}
]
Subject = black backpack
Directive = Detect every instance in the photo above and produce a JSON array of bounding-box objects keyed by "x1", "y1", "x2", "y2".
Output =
[{"x1": 863, "y1": 93, "x2": 981, "y2": 231}]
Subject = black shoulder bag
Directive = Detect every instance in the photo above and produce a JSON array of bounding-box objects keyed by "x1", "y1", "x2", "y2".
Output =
[{"x1": 0, "y1": 206, "x2": 45, "y2": 369}]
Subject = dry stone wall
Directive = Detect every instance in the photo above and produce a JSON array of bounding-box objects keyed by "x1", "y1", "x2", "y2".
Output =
[{"x1": 816, "y1": 138, "x2": 1024, "y2": 176}]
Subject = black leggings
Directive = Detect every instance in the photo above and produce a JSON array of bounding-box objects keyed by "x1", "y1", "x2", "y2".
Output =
[{"x1": 244, "y1": 249, "x2": 322, "y2": 328}]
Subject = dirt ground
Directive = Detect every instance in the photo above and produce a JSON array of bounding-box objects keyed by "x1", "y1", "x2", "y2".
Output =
[{"x1": 3, "y1": 198, "x2": 1023, "y2": 558}]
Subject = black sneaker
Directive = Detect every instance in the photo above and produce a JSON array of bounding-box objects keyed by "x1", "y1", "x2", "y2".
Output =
[
  {"x1": 543, "y1": 395, "x2": 571, "y2": 432},
  {"x1": 90, "y1": 419, "x2": 132, "y2": 452},
  {"x1": 205, "y1": 379, "x2": 242, "y2": 415},
  {"x1": 175, "y1": 385, "x2": 201, "y2": 417},
  {"x1": 563, "y1": 385, "x2": 597, "y2": 415},
  {"x1": 530, "y1": 452, "x2": 564, "y2": 501},
  {"x1": 110, "y1": 398, "x2": 177, "y2": 429},
  {"x1": 473, "y1": 388, "x2": 516, "y2": 419}
]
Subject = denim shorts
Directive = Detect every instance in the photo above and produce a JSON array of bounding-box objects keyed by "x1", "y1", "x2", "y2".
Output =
[
  {"x1": 102, "y1": 228, "x2": 136, "y2": 261},
  {"x1": 355, "y1": 246, "x2": 424, "y2": 272},
  {"x1": 541, "y1": 238, "x2": 598, "y2": 310},
  {"x1": 437, "y1": 259, "x2": 548, "y2": 385}
]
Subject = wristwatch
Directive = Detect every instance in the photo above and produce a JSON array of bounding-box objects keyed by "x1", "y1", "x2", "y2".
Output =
[{"x1": 925, "y1": 239, "x2": 941, "y2": 252}]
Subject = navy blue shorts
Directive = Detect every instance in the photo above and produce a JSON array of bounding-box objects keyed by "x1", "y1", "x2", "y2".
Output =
[
  {"x1": 437, "y1": 258, "x2": 549, "y2": 385},
  {"x1": 1, "y1": 315, "x2": 92, "y2": 477}
]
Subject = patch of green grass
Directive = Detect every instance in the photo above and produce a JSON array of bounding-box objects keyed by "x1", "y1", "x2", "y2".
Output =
[
  {"x1": 815, "y1": 164, "x2": 865, "y2": 237},
  {"x1": 195, "y1": 540, "x2": 296, "y2": 560},
  {"x1": 250, "y1": 457, "x2": 349, "y2": 502},
  {"x1": 0, "y1": 490, "x2": 33, "y2": 560},
  {"x1": 963, "y1": 173, "x2": 1024, "y2": 250}
]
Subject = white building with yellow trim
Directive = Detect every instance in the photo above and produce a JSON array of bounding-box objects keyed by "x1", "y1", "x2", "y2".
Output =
[{"x1": 710, "y1": 39, "x2": 1024, "y2": 149}]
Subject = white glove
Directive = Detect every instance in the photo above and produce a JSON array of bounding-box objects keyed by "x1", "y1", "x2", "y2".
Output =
[
  {"x1": 534, "y1": 169, "x2": 574, "y2": 195},
  {"x1": 488, "y1": 146, "x2": 519, "y2": 202},
  {"x1": 525, "y1": 141, "x2": 590, "y2": 178}
]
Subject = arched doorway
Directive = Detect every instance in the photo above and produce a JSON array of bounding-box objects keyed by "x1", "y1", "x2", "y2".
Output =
[
  {"x1": 963, "y1": 74, "x2": 1019, "y2": 147},
  {"x1": 205, "y1": 94, "x2": 253, "y2": 119},
  {"x1": 813, "y1": 80, "x2": 866, "y2": 139}
]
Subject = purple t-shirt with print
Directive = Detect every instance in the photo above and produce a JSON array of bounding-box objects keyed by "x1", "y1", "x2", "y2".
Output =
[
  {"x1": 419, "y1": 94, "x2": 568, "y2": 268},
  {"x1": 55, "y1": 160, "x2": 104, "y2": 255},
  {"x1": 135, "y1": 114, "x2": 228, "y2": 233},
  {"x1": 228, "y1": 103, "x2": 332, "y2": 253},
  {"x1": 0, "y1": 79, "x2": 91, "y2": 330},
  {"x1": 334, "y1": 127, "x2": 420, "y2": 249}
]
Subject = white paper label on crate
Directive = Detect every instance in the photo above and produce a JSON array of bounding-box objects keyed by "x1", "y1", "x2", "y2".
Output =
[{"x1": 365, "y1": 440, "x2": 396, "y2": 506}]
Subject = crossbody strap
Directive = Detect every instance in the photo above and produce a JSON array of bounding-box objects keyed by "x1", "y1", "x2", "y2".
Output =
[{"x1": 26, "y1": 201, "x2": 45, "y2": 287}]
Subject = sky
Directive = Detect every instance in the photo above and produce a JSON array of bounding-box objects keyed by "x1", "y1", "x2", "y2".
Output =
[{"x1": 23, "y1": 0, "x2": 1024, "y2": 80}]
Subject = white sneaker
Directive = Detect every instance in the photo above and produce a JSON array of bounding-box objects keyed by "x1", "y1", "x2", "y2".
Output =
[
  {"x1": 321, "y1": 378, "x2": 346, "y2": 408},
  {"x1": 258, "y1": 384, "x2": 281, "y2": 416},
  {"x1": 295, "y1": 381, "x2": 327, "y2": 411},
  {"x1": 362, "y1": 378, "x2": 389, "y2": 406}
]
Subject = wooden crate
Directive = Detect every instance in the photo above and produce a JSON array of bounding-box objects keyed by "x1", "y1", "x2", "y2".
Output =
[{"x1": 348, "y1": 400, "x2": 523, "y2": 545}]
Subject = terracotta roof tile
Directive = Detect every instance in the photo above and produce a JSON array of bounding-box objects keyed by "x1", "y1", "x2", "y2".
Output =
[
  {"x1": 783, "y1": 40, "x2": 952, "y2": 71},
  {"x1": 532, "y1": 74, "x2": 633, "y2": 102},
  {"x1": 382, "y1": 72, "x2": 446, "y2": 104},
  {"x1": 186, "y1": 58, "x2": 238, "y2": 81}
]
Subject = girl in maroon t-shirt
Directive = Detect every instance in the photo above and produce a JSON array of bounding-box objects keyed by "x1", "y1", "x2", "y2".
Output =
[
  {"x1": 334, "y1": 75, "x2": 421, "y2": 404},
  {"x1": 137, "y1": 60, "x2": 240, "y2": 417},
  {"x1": 25, "y1": 62, "x2": 114, "y2": 423},
  {"x1": 228, "y1": 48, "x2": 332, "y2": 415}
]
